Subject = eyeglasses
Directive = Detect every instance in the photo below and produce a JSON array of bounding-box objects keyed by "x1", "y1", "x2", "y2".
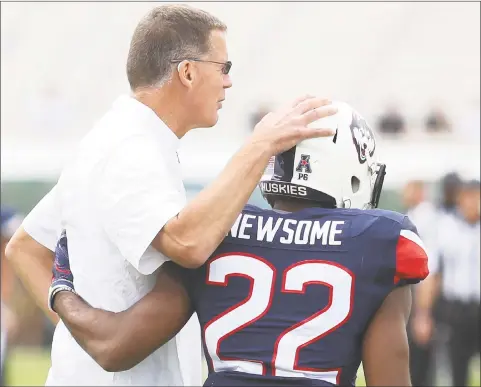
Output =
[{"x1": 171, "y1": 59, "x2": 232, "y2": 75}]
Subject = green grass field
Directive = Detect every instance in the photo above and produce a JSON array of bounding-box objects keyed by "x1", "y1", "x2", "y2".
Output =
[
  {"x1": 4, "y1": 348, "x2": 51, "y2": 386},
  {"x1": 4, "y1": 347, "x2": 480, "y2": 386}
]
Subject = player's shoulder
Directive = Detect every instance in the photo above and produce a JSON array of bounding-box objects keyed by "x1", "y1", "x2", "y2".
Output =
[
  {"x1": 242, "y1": 205, "x2": 406, "y2": 230},
  {"x1": 363, "y1": 208, "x2": 411, "y2": 238},
  {"x1": 326, "y1": 208, "x2": 407, "y2": 240},
  {"x1": 369, "y1": 209, "x2": 430, "y2": 285},
  {"x1": 244, "y1": 204, "x2": 409, "y2": 225},
  {"x1": 345, "y1": 207, "x2": 405, "y2": 225},
  {"x1": 338, "y1": 208, "x2": 429, "y2": 285}
]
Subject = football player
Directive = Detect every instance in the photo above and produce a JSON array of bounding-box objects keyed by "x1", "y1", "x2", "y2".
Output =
[{"x1": 49, "y1": 101, "x2": 429, "y2": 387}]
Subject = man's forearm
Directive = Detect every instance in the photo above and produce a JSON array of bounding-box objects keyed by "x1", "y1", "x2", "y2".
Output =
[
  {"x1": 157, "y1": 139, "x2": 272, "y2": 267},
  {"x1": 54, "y1": 264, "x2": 193, "y2": 372},
  {"x1": 414, "y1": 273, "x2": 441, "y2": 315},
  {"x1": 53, "y1": 292, "x2": 127, "y2": 371},
  {"x1": 6, "y1": 227, "x2": 59, "y2": 324}
]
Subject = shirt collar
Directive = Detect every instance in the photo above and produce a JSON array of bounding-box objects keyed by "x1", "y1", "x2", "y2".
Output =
[
  {"x1": 453, "y1": 210, "x2": 480, "y2": 228},
  {"x1": 113, "y1": 95, "x2": 180, "y2": 151}
]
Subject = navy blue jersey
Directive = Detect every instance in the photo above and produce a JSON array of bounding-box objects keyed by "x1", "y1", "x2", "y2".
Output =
[{"x1": 181, "y1": 205, "x2": 429, "y2": 387}]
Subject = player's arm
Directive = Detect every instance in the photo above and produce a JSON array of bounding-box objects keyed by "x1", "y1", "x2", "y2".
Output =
[
  {"x1": 52, "y1": 262, "x2": 193, "y2": 372},
  {"x1": 414, "y1": 271, "x2": 441, "y2": 318},
  {"x1": 362, "y1": 285, "x2": 412, "y2": 386},
  {"x1": 362, "y1": 214, "x2": 430, "y2": 385},
  {"x1": 5, "y1": 188, "x2": 61, "y2": 324}
]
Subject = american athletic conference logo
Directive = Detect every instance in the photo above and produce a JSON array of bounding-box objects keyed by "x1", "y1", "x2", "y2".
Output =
[
  {"x1": 295, "y1": 154, "x2": 312, "y2": 181},
  {"x1": 296, "y1": 154, "x2": 312, "y2": 174}
]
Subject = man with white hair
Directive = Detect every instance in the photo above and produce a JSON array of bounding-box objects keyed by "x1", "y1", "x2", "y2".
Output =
[{"x1": 6, "y1": 4, "x2": 336, "y2": 386}]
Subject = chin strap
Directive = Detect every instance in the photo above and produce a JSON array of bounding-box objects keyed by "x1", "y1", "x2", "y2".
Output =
[{"x1": 366, "y1": 162, "x2": 386, "y2": 209}]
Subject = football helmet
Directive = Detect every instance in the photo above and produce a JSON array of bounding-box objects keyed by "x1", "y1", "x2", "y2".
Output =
[{"x1": 259, "y1": 101, "x2": 386, "y2": 209}]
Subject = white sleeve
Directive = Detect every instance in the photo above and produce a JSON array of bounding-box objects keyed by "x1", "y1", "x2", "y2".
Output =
[
  {"x1": 427, "y1": 212, "x2": 448, "y2": 275},
  {"x1": 94, "y1": 136, "x2": 185, "y2": 275},
  {"x1": 427, "y1": 246, "x2": 441, "y2": 274},
  {"x1": 22, "y1": 185, "x2": 61, "y2": 252}
]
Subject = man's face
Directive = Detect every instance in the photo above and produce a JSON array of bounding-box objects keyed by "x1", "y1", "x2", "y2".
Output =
[
  {"x1": 402, "y1": 181, "x2": 424, "y2": 210},
  {"x1": 457, "y1": 187, "x2": 480, "y2": 222},
  {"x1": 444, "y1": 184, "x2": 459, "y2": 208},
  {"x1": 190, "y1": 30, "x2": 232, "y2": 128}
]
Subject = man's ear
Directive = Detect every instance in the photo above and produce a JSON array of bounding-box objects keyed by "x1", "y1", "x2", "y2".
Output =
[{"x1": 177, "y1": 60, "x2": 195, "y2": 88}]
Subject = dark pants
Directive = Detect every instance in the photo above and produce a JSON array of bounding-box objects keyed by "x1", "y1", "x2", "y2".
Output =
[
  {"x1": 408, "y1": 333, "x2": 435, "y2": 386},
  {"x1": 443, "y1": 300, "x2": 480, "y2": 386},
  {"x1": 407, "y1": 290, "x2": 438, "y2": 386}
]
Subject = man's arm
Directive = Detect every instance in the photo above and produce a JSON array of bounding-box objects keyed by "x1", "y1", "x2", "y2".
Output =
[
  {"x1": 1, "y1": 236, "x2": 16, "y2": 304},
  {"x1": 410, "y1": 221, "x2": 443, "y2": 345},
  {"x1": 414, "y1": 273, "x2": 441, "y2": 316},
  {"x1": 152, "y1": 140, "x2": 273, "y2": 267},
  {"x1": 53, "y1": 262, "x2": 193, "y2": 372},
  {"x1": 5, "y1": 226, "x2": 59, "y2": 324},
  {"x1": 362, "y1": 286, "x2": 412, "y2": 386},
  {"x1": 411, "y1": 272, "x2": 441, "y2": 345},
  {"x1": 153, "y1": 97, "x2": 337, "y2": 267}
]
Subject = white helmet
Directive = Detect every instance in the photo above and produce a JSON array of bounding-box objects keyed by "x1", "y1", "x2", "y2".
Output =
[{"x1": 259, "y1": 101, "x2": 386, "y2": 209}]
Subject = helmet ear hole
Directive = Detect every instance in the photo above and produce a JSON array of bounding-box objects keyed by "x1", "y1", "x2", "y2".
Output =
[{"x1": 351, "y1": 176, "x2": 360, "y2": 193}]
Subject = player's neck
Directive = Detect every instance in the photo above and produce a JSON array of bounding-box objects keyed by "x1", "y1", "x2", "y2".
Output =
[
  {"x1": 133, "y1": 87, "x2": 192, "y2": 138},
  {"x1": 273, "y1": 198, "x2": 321, "y2": 213}
]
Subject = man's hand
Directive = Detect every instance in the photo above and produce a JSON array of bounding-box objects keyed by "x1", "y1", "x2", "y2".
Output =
[
  {"x1": 411, "y1": 311, "x2": 434, "y2": 346},
  {"x1": 48, "y1": 230, "x2": 77, "y2": 312},
  {"x1": 251, "y1": 96, "x2": 338, "y2": 155},
  {"x1": 412, "y1": 274, "x2": 440, "y2": 346}
]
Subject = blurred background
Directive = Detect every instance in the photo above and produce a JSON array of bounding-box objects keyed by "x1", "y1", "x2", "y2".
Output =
[{"x1": 1, "y1": 1, "x2": 480, "y2": 386}]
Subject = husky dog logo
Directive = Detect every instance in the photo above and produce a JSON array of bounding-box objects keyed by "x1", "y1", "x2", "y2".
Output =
[
  {"x1": 350, "y1": 112, "x2": 376, "y2": 164},
  {"x1": 296, "y1": 154, "x2": 312, "y2": 174}
]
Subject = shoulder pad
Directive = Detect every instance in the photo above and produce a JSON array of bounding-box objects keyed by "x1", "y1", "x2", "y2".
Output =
[{"x1": 394, "y1": 215, "x2": 430, "y2": 285}]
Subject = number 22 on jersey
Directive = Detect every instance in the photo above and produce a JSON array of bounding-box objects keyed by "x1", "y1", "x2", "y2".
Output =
[{"x1": 204, "y1": 253, "x2": 354, "y2": 382}]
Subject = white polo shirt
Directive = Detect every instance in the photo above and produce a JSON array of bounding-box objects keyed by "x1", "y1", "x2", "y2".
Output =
[
  {"x1": 22, "y1": 95, "x2": 202, "y2": 386},
  {"x1": 406, "y1": 201, "x2": 439, "y2": 272},
  {"x1": 430, "y1": 212, "x2": 480, "y2": 303}
]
